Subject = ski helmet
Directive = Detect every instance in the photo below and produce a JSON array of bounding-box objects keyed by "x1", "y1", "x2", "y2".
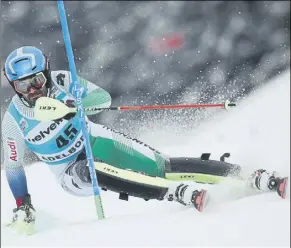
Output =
[{"x1": 4, "y1": 46, "x2": 51, "y2": 107}]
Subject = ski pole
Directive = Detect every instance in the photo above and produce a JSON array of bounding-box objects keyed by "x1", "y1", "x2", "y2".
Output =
[
  {"x1": 86, "y1": 101, "x2": 236, "y2": 111},
  {"x1": 35, "y1": 97, "x2": 236, "y2": 121}
]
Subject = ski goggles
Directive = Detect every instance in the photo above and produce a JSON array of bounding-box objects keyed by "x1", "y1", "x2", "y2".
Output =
[{"x1": 13, "y1": 72, "x2": 47, "y2": 94}]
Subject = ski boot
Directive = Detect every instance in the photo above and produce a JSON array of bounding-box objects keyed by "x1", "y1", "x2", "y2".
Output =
[
  {"x1": 167, "y1": 183, "x2": 208, "y2": 212},
  {"x1": 276, "y1": 177, "x2": 288, "y2": 199},
  {"x1": 251, "y1": 169, "x2": 288, "y2": 199}
]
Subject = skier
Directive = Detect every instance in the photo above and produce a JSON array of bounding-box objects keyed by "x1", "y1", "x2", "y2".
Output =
[{"x1": 2, "y1": 46, "x2": 288, "y2": 233}]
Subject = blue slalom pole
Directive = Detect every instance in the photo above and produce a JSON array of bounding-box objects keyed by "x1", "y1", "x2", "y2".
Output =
[{"x1": 57, "y1": 0, "x2": 105, "y2": 220}]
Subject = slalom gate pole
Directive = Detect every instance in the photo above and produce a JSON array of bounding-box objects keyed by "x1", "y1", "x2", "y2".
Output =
[{"x1": 57, "y1": 0, "x2": 105, "y2": 220}]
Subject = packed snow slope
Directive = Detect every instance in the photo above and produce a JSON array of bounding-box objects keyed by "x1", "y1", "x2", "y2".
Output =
[{"x1": 1, "y1": 70, "x2": 290, "y2": 247}]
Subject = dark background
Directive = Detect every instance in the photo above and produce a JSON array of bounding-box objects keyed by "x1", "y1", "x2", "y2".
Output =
[{"x1": 1, "y1": 1, "x2": 290, "y2": 137}]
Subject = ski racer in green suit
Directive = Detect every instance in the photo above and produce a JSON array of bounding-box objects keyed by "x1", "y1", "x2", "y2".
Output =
[{"x1": 2, "y1": 46, "x2": 288, "y2": 232}]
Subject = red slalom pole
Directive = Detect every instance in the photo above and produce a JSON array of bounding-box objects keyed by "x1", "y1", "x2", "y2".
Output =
[{"x1": 85, "y1": 101, "x2": 236, "y2": 112}]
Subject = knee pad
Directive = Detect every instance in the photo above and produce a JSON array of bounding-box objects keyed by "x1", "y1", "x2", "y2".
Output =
[{"x1": 59, "y1": 161, "x2": 169, "y2": 201}]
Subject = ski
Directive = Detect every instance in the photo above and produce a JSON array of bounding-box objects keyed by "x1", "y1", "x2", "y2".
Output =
[
  {"x1": 196, "y1": 177, "x2": 288, "y2": 213},
  {"x1": 4, "y1": 220, "x2": 35, "y2": 236}
]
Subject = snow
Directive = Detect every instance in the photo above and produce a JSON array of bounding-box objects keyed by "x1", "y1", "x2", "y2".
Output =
[{"x1": 1, "y1": 70, "x2": 290, "y2": 247}]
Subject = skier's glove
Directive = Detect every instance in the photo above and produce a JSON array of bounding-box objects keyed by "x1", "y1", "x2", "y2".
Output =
[
  {"x1": 61, "y1": 99, "x2": 77, "y2": 120},
  {"x1": 9, "y1": 194, "x2": 36, "y2": 235},
  {"x1": 52, "y1": 99, "x2": 77, "y2": 121}
]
